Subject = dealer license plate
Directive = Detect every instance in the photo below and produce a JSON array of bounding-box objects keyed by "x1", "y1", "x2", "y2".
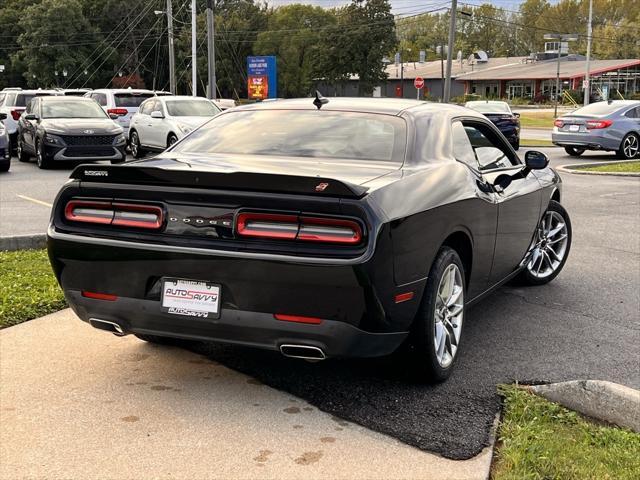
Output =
[
  {"x1": 569, "y1": 124, "x2": 580, "y2": 132},
  {"x1": 161, "y1": 278, "x2": 221, "y2": 318}
]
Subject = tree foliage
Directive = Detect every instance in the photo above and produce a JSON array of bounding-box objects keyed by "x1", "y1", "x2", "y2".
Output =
[{"x1": 0, "y1": 0, "x2": 638, "y2": 95}]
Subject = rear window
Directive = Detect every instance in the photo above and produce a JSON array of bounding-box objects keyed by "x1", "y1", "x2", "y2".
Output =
[
  {"x1": 466, "y1": 102, "x2": 511, "y2": 114},
  {"x1": 172, "y1": 110, "x2": 407, "y2": 163},
  {"x1": 571, "y1": 102, "x2": 628, "y2": 117},
  {"x1": 166, "y1": 99, "x2": 220, "y2": 117},
  {"x1": 15, "y1": 93, "x2": 54, "y2": 107},
  {"x1": 114, "y1": 93, "x2": 154, "y2": 107}
]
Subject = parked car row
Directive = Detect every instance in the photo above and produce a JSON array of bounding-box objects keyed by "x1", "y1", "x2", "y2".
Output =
[{"x1": 0, "y1": 87, "x2": 233, "y2": 171}]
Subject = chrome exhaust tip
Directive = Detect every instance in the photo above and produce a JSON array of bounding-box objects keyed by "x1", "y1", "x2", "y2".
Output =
[
  {"x1": 89, "y1": 318, "x2": 126, "y2": 336},
  {"x1": 279, "y1": 344, "x2": 326, "y2": 360}
]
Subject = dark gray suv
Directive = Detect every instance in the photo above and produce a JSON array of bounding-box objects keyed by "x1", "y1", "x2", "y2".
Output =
[
  {"x1": 0, "y1": 113, "x2": 10, "y2": 172},
  {"x1": 552, "y1": 100, "x2": 640, "y2": 159}
]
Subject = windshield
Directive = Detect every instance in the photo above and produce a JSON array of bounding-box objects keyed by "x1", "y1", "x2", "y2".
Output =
[
  {"x1": 172, "y1": 110, "x2": 407, "y2": 163},
  {"x1": 42, "y1": 101, "x2": 107, "y2": 119},
  {"x1": 114, "y1": 93, "x2": 154, "y2": 107},
  {"x1": 166, "y1": 100, "x2": 220, "y2": 117},
  {"x1": 570, "y1": 102, "x2": 627, "y2": 117},
  {"x1": 466, "y1": 102, "x2": 511, "y2": 114}
]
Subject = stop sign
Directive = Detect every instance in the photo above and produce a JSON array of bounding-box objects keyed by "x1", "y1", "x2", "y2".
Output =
[{"x1": 414, "y1": 77, "x2": 425, "y2": 89}]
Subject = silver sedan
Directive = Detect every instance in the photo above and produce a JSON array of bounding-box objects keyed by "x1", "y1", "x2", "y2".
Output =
[{"x1": 552, "y1": 100, "x2": 640, "y2": 159}]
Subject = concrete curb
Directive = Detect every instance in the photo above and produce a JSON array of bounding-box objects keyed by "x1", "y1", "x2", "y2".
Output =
[
  {"x1": 529, "y1": 380, "x2": 640, "y2": 432},
  {"x1": 557, "y1": 160, "x2": 640, "y2": 177},
  {"x1": 0, "y1": 234, "x2": 46, "y2": 252}
]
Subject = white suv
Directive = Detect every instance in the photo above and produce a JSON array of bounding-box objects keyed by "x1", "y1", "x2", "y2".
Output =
[
  {"x1": 0, "y1": 89, "x2": 61, "y2": 151},
  {"x1": 84, "y1": 88, "x2": 155, "y2": 137},
  {"x1": 129, "y1": 95, "x2": 220, "y2": 157}
]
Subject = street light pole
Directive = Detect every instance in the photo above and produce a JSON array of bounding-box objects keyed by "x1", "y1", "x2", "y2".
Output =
[
  {"x1": 166, "y1": 0, "x2": 176, "y2": 94},
  {"x1": 443, "y1": 0, "x2": 457, "y2": 103},
  {"x1": 206, "y1": 0, "x2": 217, "y2": 100},
  {"x1": 191, "y1": 0, "x2": 197, "y2": 96},
  {"x1": 544, "y1": 33, "x2": 578, "y2": 117},
  {"x1": 583, "y1": 0, "x2": 593, "y2": 106}
]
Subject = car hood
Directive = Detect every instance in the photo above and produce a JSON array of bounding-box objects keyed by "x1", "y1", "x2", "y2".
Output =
[
  {"x1": 132, "y1": 152, "x2": 401, "y2": 187},
  {"x1": 173, "y1": 116, "x2": 214, "y2": 129},
  {"x1": 42, "y1": 118, "x2": 123, "y2": 135}
]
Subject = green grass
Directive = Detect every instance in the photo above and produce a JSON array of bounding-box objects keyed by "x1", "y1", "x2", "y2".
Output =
[
  {"x1": 492, "y1": 385, "x2": 640, "y2": 480},
  {"x1": 0, "y1": 249, "x2": 66, "y2": 328},
  {"x1": 518, "y1": 111, "x2": 556, "y2": 129},
  {"x1": 578, "y1": 161, "x2": 640, "y2": 173},
  {"x1": 520, "y1": 138, "x2": 555, "y2": 147}
]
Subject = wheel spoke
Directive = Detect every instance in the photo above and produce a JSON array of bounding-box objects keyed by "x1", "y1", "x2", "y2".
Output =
[
  {"x1": 435, "y1": 322, "x2": 446, "y2": 359},
  {"x1": 448, "y1": 303, "x2": 463, "y2": 318},
  {"x1": 547, "y1": 247, "x2": 561, "y2": 262},
  {"x1": 447, "y1": 285, "x2": 462, "y2": 306},
  {"x1": 548, "y1": 234, "x2": 567, "y2": 245},
  {"x1": 547, "y1": 223, "x2": 565, "y2": 239}
]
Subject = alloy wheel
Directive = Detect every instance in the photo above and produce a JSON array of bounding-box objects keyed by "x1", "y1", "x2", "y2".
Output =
[
  {"x1": 131, "y1": 133, "x2": 139, "y2": 157},
  {"x1": 527, "y1": 211, "x2": 569, "y2": 279},
  {"x1": 36, "y1": 143, "x2": 43, "y2": 168},
  {"x1": 434, "y1": 264, "x2": 464, "y2": 368},
  {"x1": 622, "y1": 134, "x2": 639, "y2": 159}
]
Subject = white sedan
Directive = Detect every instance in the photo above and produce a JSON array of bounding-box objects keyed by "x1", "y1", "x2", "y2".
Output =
[{"x1": 129, "y1": 96, "x2": 221, "y2": 158}]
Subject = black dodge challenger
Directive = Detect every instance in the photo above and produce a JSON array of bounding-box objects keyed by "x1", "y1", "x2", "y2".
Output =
[{"x1": 48, "y1": 97, "x2": 572, "y2": 381}]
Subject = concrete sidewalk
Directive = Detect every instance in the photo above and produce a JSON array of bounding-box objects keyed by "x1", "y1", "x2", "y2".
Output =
[{"x1": 0, "y1": 310, "x2": 493, "y2": 480}]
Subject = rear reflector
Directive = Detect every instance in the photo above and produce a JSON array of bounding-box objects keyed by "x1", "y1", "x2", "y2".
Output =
[
  {"x1": 274, "y1": 314, "x2": 323, "y2": 325},
  {"x1": 585, "y1": 119, "x2": 613, "y2": 129},
  {"x1": 237, "y1": 212, "x2": 362, "y2": 245},
  {"x1": 82, "y1": 291, "x2": 118, "y2": 301},
  {"x1": 107, "y1": 108, "x2": 128, "y2": 117},
  {"x1": 65, "y1": 200, "x2": 163, "y2": 229},
  {"x1": 10, "y1": 109, "x2": 24, "y2": 121},
  {"x1": 394, "y1": 292, "x2": 415, "y2": 303}
]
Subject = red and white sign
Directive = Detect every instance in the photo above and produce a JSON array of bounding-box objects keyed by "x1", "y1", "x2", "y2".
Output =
[{"x1": 414, "y1": 77, "x2": 425, "y2": 89}]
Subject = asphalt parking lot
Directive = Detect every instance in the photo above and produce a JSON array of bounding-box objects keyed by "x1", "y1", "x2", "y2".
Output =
[{"x1": 1, "y1": 147, "x2": 639, "y2": 461}]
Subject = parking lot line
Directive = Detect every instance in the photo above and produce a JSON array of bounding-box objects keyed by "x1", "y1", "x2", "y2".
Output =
[{"x1": 16, "y1": 194, "x2": 53, "y2": 208}]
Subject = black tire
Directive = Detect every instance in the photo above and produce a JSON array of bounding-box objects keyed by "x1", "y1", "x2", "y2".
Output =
[
  {"x1": 134, "y1": 333, "x2": 186, "y2": 347},
  {"x1": 16, "y1": 139, "x2": 30, "y2": 162},
  {"x1": 0, "y1": 161, "x2": 9, "y2": 172},
  {"x1": 406, "y1": 246, "x2": 466, "y2": 383},
  {"x1": 129, "y1": 130, "x2": 145, "y2": 159},
  {"x1": 167, "y1": 133, "x2": 178, "y2": 149},
  {"x1": 616, "y1": 133, "x2": 639, "y2": 159},
  {"x1": 35, "y1": 140, "x2": 51, "y2": 169},
  {"x1": 564, "y1": 146, "x2": 585, "y2": 157},
  {"x1": 516, "y1": 200, "x2": 572, "y2": 286}
]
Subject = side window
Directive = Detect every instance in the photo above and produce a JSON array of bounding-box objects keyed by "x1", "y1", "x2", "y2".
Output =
[
  {"x1": 92, "y1": 93, "x2": 107, "y2": 106},
  {"x1": 0, "y1": 93, "x2": 5, "y2": 106},
  {"x1": 462, "y1": 122, "x2": 519, "y2": 171},
  {"x1": 139, "y1": 100, "x2": 152, "y2": 115},
  {"x1": 451, "y1": 121, "x2": 477, "y2": 168},
  {"x1": 150, "y1": 100, "x2": 162, "y2": 115},
  {"x1": 25, "y1": 99, "x2": 33, "y2": 114},
  {"x1": 625, "y1": 107, "x2": 639, "y2": 118}
]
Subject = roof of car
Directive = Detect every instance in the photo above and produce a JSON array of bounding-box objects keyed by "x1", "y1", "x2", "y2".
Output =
[
  {"x1": 158, "y1": 95, "x2": 211, "y2": 102},
  {"x1": 90, "y1": 88, "x2": 155, "y2": 94},
  {"x1": 39, "y1": 96, "x2": 95, "y2": 102},
  {"x1": 234, "y1": 97, "x2": 478, "y2": 117}
]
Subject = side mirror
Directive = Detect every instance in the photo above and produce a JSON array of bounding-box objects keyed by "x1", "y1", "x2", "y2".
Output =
[
  {"x1": 0, "y1": 113, "x2": 6, "y2": 121},
  {"x1": 150, "y1": 111, "x2": 164, "y2": 119},
  {"x1": 524, "y1": 150, "x2": 549, "y2": 170},
  {"x1": 514, "y1": 112, "x2": 521, "y2": 118},
  {"x1": 24, "y1": 113, "x2": 39, "y2": 121}
]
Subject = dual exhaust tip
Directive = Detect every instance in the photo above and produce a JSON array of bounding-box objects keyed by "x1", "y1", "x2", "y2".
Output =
[{"x1": 89, "y1": 319, "x2": 327, "y2": 361}]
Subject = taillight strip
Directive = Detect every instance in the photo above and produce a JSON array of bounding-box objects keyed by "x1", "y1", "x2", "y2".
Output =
[
  {"x1": 65, "y1": 200, "x2": 163, "y2": 230},
  {"x1": 236, "y1": 212, "x2": 363, "y2": 245}
]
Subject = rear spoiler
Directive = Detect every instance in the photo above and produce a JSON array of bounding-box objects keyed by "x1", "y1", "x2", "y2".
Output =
[{"x1": 69, "y1": 164, "x2": 369, "y2": 198}]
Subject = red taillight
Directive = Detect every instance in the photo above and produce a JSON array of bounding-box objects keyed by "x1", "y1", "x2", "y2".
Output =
[
  {"x1": 10, "y1": 109, "x2": 24, "y2": 121},
  {"x1": 585, "y1": 119, "x2": 613, "y2": 129},
  {"x1": 107, "y1": 108, "x2": 128, "y2": 117},
  {"x1": 65, "y1": 200, "x2": 163, "y2": 229},
  {"x1": 82, "y1": 291, "x2": 118, "y2": 301},
  {"x1": 554, "y1": 119, "x2": 564, "y2": 128},
  {"x1": 236, "y1": 212, "x2": 363, "y2": 245},
  {"x1": 274, "y1": 314, "x2": 323, "y2": 325}
]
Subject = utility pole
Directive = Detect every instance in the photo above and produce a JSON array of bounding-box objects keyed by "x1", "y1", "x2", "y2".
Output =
[
  {"x1": 583, "y1": 0, "x2": 593, "y2": 106},
  {"x1": 206, "y1": 0, "x2": 217, "y2": 100},
  {"x1": 191, "y1": 0, "x2": 197, "y2": 96},
  {"x1": 167, "y1": 0, "x2": 176, "y2": 94},
  {"x1": 443, "y1": 0, "x2": 457, "y2": 103},
  {"x1": 544, "y1": 33, "x2": 578, "y2": 117}
]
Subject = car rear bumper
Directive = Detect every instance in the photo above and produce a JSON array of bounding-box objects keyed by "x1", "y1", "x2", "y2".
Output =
[
  {"x1": 65, "y1": 290, "x2": 407, "y2": 358},
  {"x1": 551, "y1": 130, "x2": 621, "y2": 151},
  {"x1": 48, "y1": 229, "x2": 421, "y2": 358}
]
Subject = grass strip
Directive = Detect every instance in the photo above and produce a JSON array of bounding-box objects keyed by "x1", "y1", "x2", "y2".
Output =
[
  {"x1": 492, "y1": 385, "x2": 640, "y2": 480},
  {"x1": 577, "y1": 161, "x2": 640, "y2": 173},
  {"x1": 0, "y1": 249, "x2": 66, "y2": 328}
]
